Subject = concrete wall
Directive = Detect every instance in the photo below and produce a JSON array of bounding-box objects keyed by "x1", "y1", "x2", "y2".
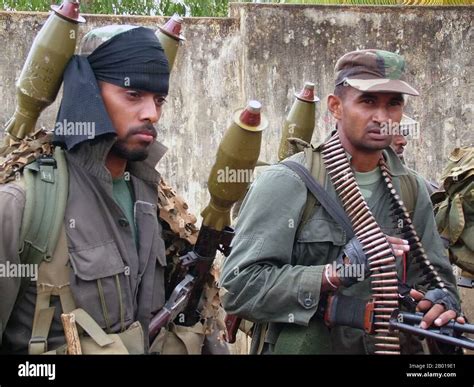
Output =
[
  {"x1": 231, "y1": 4, "x2": 473, "y2": 184},
  {"x1": 0, "y1": 4, "x2": 473, "y2": 214}
]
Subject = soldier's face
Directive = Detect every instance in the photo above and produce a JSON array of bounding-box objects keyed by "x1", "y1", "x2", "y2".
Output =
[
  {"x1": 329, "y1": 87, "x2": 404, "y2": 152},
  {"x1": 391, "y1": 134, "x2": 407, "y2": 161},
  {"x1": 99, "y1": 81, "x2": 166, "y2": 161}
]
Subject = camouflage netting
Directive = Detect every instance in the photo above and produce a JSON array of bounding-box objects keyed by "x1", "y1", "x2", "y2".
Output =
[
  {"x1": 432, "y1": 147, "x2": 474, "y2": 276},
  {"x1": 0, "y1": 130, "x2": 54, "y2": 184}
]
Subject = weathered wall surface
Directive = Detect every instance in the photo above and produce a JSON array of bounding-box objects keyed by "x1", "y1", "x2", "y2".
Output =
[
  {"x1": 0, "y1": 11, "x2": 242, "y2": 213},
  {"x1": 230, "y1": 4, "x2": 473, "y2": 183},
  {"x1": 0, "y1": 5, "x2": 473, "y2": 214}
]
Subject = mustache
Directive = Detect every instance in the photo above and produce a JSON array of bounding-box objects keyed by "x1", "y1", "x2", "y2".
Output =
[
  {"x1": 127, "y1": 124, "x2": 157, "y2": 138},
  {"x1": 367, "y1": 125, "x2": 382, "y2": 132}
]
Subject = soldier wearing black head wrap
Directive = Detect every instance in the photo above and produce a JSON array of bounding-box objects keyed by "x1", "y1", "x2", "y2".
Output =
[{"x1": 0, "y1": 25, "x2": 176, "y2": 354}]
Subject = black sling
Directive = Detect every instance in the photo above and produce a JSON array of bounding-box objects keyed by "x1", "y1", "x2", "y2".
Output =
[{"x1": 281, "y1": 160, "x2": 355, "y2": 239}]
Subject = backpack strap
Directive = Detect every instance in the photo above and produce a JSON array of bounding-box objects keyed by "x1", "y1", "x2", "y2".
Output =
[
  {"x1": 19, "y1": 147, "x2": 69, "y2": 268},
  {"x1": 15, "y1": 146, "x2": 71, "y2": 354},
  {"x1": 282, "y1": 160, "x2": 354, "y2": 239},
  {"x1": 295, "y1": 148, "x2": 326, "y2": 238}
]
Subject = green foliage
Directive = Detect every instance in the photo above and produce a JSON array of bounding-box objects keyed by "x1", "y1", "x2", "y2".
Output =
[
  {"x1": 0, "y1": 0, "x2": 232, "y2": 17},
  {"x1": 0, "y1": 0, "x2": 470, "y2": 16}
]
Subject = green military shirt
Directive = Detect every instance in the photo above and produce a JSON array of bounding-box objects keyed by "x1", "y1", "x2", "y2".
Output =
[
  {"x1": 112, "y1": 176, "x2": 138, "y2": 248},
  {"x1": 220, "y1": 145, "x2": 459, "y2": 354}
]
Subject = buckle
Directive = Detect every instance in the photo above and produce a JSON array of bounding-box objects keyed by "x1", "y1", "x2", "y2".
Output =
[
  {"x1": 28, "y1": 336, "x2": 48, "y2": 354},
  {"x1": 37, "y1": 155, "x2": 57, "y2": 168},
  {"x1": 37, "y1": 155, "x2": 56, "y2": 183}
]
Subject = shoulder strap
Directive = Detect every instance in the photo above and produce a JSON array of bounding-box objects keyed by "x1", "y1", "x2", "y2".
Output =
[
  {"x1": 282, "y1": 159, "x2": 355, "y2": 239},
  {"x1": 295, "y1": 148, "x2": 326, "y2": 234},
  {"x1": 399, "y1": 174, "x2": 418, "y2": 214},
  {"x1": 19, "y1": 147, "x2": 69, "y2": 287}
]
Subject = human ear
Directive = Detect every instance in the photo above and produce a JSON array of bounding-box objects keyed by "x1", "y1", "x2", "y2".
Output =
[{"x1": 328, "y1": 94, "x2": 342, "y2": 120}]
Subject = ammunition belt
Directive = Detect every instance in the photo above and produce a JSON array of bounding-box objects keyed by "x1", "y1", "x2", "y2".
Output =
[
  {"x1": 321, "y1": 132, "x2": 445, "y2": 355},
  {"x1": 378, "y1": 159, "x2": 446, "y2": 291}
]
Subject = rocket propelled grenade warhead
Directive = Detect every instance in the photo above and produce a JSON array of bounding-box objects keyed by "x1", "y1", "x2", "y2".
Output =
[
  {"x1": 4, "y1": 1, "x2": 85, "y2": 141},
  {"x1": 201, "y1": 100, "x2": 267, "y2": 231},
  {"x1": 278, "y1": 81, "x2": 319, "y2": 161},
  {"x1": 156, "y1": 14, "x2": 185, "y2": 72}
]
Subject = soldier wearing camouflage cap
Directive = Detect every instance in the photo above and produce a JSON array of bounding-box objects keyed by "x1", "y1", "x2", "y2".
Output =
[
  {"x1": 0, "y1": 25, "x2": 173, "y2": 354},
  {"x1": 334, "y1": 49, "x2": 419, "y2": 96},
  {"x1": 221, "y1": 49, "x2": 463, "y2": 354}
]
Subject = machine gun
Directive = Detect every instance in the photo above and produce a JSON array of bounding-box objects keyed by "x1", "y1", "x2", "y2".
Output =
[
  {"x1": 324, "y1": 292, "x2": 474, "y2": 352},
  {"x1": 389, "y1": 309, "x2": 474, "y2": 352}
]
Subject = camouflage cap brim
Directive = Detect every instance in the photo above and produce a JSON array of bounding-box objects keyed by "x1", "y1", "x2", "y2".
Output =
[{"x1": 346, "y1": 78, "x2": 419, "y2": 96}]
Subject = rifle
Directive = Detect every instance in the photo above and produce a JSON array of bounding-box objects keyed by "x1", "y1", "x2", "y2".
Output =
[
  {"x1": 324, "y1": 293, "x2": 474, "y2": 352},
  {"x1": 389, "y1": 309, "x2": 474, "y2": 352},
  {"x1": 149, "y1": 101, "x2": 267, "y2": 342}
]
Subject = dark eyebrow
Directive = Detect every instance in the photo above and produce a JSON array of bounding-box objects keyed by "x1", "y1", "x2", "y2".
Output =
[
  {"x1": 356, "y1": 92, "x2": 378, "y2": 101},
  {"x1": 390, "y1": 94, "x2": 404, "y2": 102}
]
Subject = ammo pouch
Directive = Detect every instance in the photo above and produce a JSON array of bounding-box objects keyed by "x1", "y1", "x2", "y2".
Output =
[{"x1": 149, "y1": 321, "x2": 207, "y2": 354}]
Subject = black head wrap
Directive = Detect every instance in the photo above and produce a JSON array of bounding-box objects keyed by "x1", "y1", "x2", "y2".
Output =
[{"x1": 54, "y1": 26, "x2": 169, "y2": 150}]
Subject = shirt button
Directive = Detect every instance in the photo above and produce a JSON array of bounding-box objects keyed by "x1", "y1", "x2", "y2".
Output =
[
  {"x1": 118, "y1": 218, "x2": 129, "y2": 227},
  {"x1": 304, "y1": 296, "x2": 313, "y2": 307}
]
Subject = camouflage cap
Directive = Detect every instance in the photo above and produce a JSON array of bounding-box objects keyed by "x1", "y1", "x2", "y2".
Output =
[
  {"x1": 79, "y1": 25, "x2": 139, "y2": 56},
  {"x1": 334, "y1": 49, "x2": 419, "y2": 96}
]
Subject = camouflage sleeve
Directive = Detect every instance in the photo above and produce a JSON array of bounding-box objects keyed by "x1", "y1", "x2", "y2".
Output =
[
  {"x1": 220, "y1": 164, "x2": 325, "y2": 325},
  {"x1": 0, "y1": 183, "x2": 25, "y2": 343},
  {"x1": 407, "y1": 174, "x2": 460, "y2": 304}
]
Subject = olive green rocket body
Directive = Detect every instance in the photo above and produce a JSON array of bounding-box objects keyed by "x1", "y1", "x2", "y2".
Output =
[
  {"x1": 278, "y1": 82, "x2": 319, "y2": 161},
  {"x1": 156, "y1": 14, "x2": 185, "y2": 72},
  {"x1": 201, "y1": 101, "x2": 267, "y2": 231},
  {"x1": 4, "y1": 1, "x2": 85, "y2": 141}
]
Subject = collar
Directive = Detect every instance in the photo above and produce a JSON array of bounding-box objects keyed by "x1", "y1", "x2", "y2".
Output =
[
  {"x1": 315, "y1": 129, "x2": 408, "y2": 177},
  {"x1": 381, "y1": 146, "x2": 408, "y2": 176},
  {"x1": 65, "y1": 135, "x2": 168, "y2": 184}
]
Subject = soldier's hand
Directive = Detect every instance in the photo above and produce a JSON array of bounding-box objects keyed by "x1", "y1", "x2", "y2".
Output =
[
  {"x1": 336, "y1": 235, "x2": 409, "y2": 287},
  {"x1": 386, "y1": 235, "x2": 410, "y2": 258},
  {"x1": 410, "y1": 288, "x2": 465, "y2": 328},
  {"x1": 336, "y1": 236, "x2": 378, "y2": 287}
]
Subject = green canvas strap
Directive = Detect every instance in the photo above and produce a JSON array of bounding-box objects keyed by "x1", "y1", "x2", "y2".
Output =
[
  {"x1": 58, "y1": 286, "x2": 76, "y2": 315},
  {"x1": 29, "y1": 288, "x2": 55, "y2": 355},
  {"x1": 72, "y1": 308, "x2": 115, "y2": 347},
  {"x1": 36, "y1": 308, "x2": 117, "y2": 353},
  {"x1": 29, "y1": 307, "x2": 56, "y2": 355},
  {"x1": 20, "y1": 147, "x2": 69, "y2": 353},
  {"x1": 97, "y1": 278, "x2": 112, "y2": 333},
  {"x1": 19, "y1": 147, "x2": 68, "y2": 268},
  {"x1": 296, "y1": 148, "x2": 325, "y2": 238},
  {"x1": 115, "y1": 275, "x2": 126, "y2": 332}
]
